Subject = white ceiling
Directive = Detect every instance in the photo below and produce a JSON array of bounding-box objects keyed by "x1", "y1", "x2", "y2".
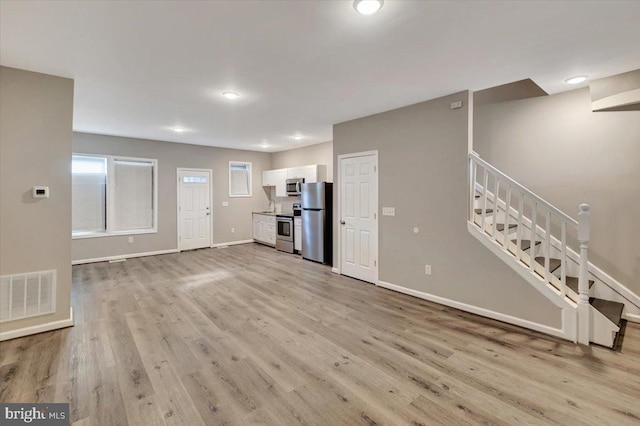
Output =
[{"x1": 1, "y1": 1, "x2": 639, "y2": 152}]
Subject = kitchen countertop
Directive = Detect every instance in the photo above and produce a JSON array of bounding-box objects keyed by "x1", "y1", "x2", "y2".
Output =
[{"x1": 253, "y1": 211, "x2": 296, "y2": 217}]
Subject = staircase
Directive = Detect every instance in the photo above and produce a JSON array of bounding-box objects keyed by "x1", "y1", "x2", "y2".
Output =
[{"x1": 467, "y1": 152, "x2": 640, "y2": 348}]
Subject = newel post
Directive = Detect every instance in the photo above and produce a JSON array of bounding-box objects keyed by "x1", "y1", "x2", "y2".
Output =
[{"x1": 577, "y1": 204, "x2": 591, "y2": 345}]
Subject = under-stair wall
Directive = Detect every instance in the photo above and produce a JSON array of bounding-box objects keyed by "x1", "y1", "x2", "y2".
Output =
[{"x1": 468, "y1": 152, "x2": 639, "y2": 347}]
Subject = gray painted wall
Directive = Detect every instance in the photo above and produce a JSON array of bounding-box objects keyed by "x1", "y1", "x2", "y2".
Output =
[
  {"x1": 333, "y1": 91, "x2": 560, "y2": 327},
  {"x1": 72, "y1": 133, "x2": 272, "y2": 261},
  {"x1": 474, "y1": 87, "x2": 640, "y2": 295},
  {"x1": 272, "y1": 141, "x2": 333, "y2": 182},
  {"x1": 0, "y1": 66, "x2": 74, "y2": 332}
]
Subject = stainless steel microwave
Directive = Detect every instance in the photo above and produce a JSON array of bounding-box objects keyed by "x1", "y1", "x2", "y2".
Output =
[{"x1": 286, "y1": 178, "x2": 304, "y2": 196}]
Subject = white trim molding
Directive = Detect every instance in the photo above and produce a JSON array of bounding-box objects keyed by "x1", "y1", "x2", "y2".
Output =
[
  {"x1": 625, "y1": 313, "x2": 640, "y2": 323},
  {"x1": 72, "y1": 249, "x2": 179, "y2": 265},
  {"x1": 0, "y1": 308, "x2": 74, "y2": 341},
  {"x1": 212, "y1": 239, "x2": 254, "y2": 248},
  {"x1": 377, "y1": 280, "x2": 572, "y2": 342},
  {"x1": 331, "y1": 267, "x2": 340, "y2": 274}
]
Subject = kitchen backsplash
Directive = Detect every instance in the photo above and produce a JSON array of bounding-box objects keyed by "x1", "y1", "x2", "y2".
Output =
[
  {"x1": 266, "y1": 187, "x2": 300, "y2": 214},
  {"x1": 277, "y1": 196, "x2": 299, "y2": 213}
]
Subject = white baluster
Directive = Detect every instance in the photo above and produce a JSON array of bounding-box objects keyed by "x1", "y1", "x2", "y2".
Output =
[
  {"x1": 516, "y1": 195, "x2": 524, "y2": 261},
  {"x1": 504, "y1": 184, "x2": 512, "y2": 250},
  {"x1": 577, "y1": 204, "x2": 591, "y2": 345},
  {"x1": 481, "y1": 169, "x2": 489, "y2": 232},
  {"x1": 544, "y1": 210, "x2": 551, "y2": 283},
  {"x1": 529, "y1": 202, "x2": 537, "y2": 271},
  {"x1": 492, "y1": 177, "x2": 500, "y2": 241},
  {"x1": 560, "y1": 221, "x2": 567, "y2": 298},
  {"x1": 469, "y1": 158, "x2": 477, "y2": 221}
]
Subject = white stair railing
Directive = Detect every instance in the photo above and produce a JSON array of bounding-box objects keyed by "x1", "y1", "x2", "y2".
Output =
[{"x1": 468, "y1": 152, "x2": 591, "y2": 344}]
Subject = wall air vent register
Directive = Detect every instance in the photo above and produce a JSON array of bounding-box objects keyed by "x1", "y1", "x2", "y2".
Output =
[{"x1": 0, "y1": 270, "x2": 56, "y2": 322}]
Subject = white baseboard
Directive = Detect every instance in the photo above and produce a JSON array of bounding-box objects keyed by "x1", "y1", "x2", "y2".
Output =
[
  {"x1": 331, "y1": 267, "x2": 340, "y2": 274},
  {"x1": 212, "y1": 239, "x2": 254, "y2": 248},
  {"x1": 0, "y1": 308, "x2": 74, "y2": 341},
  {"x1": 625, "y1": 313, "x2": 640, "y2": 323},
  {"x1": 377, "y1": 280, "x2": 570, "y2": 341},
  {"x1": 72, "y1": 249, "x2": 180, "y2": 265}
]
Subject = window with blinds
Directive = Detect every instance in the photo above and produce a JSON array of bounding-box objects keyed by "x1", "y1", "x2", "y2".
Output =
[
  {"x1": 229, "y1": 161, "x2": 252, "y2": 197},
  {"x1": 71, "y1": 154, "x2": 157, "y2": 238},
  {"x1": 113, "y1": 159, "x2": 155, "y2": 231},
  {"x1": 72, "y1": 155, "x2": 107, "y2": 235}
]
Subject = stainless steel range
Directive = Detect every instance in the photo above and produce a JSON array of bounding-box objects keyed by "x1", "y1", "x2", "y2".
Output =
[{"x1": 275, "y1": 215, "x2": 294, "y2": 253}]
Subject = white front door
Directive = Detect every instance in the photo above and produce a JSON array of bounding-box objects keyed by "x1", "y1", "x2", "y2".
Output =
[
  {"x1": 178, "y1": 169, "x2": 212, "y2": 251},
  {"x1": 339, "y1": 152, "x2": 378, "y2": 284}
]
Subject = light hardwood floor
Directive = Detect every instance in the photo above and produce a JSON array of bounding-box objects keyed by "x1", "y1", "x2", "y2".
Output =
[{"x1": 1, "y1": 243, "x2": 639, "y2": 425}]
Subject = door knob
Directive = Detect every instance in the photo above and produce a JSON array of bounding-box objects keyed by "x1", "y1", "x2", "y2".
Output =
[
  {"x1": 206, "y1": 212, "x2": 211, "y2": 216},
  {"x1": 340, "y1": 220, "x2": 346, "y2": 225}
]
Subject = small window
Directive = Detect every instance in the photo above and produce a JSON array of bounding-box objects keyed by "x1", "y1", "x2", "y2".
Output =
[
  {"x1": 229, "y1": 161, "x2": 252, "y2": 197},
  {"x1": 183, "y1": 176, "x2": 207, "y2": 183}
]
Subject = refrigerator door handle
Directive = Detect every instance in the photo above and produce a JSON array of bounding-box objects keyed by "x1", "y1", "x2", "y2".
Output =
[{"x1": 340, "y1": 220, "x2": 345, "y2": 225}]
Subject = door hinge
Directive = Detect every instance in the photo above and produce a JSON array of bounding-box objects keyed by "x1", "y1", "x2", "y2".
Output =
[
  {"x1": 374, "y1": 165, "x2": 377, "y2": 173},
  {"x1": 374, "y1": 213, "x2": 376, "y2": 219},
  {"x1": 374, "y1": 260, "x2": 377, "y2": 267}
]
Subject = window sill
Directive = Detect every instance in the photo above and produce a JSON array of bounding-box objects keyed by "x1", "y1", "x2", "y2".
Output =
[
  {"x1": 229, "y1": 194, "x2": 252, "y2": 198},
  {"x1": 72, "y1": 229, "x2": 157, "y2": 240}
]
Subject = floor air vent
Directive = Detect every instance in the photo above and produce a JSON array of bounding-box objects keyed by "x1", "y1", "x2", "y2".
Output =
[{"x1": 0, "y1": 270, "x2": 56, "y2": 322}]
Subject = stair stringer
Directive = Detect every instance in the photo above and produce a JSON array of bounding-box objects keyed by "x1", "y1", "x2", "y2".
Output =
[
  {"x1": 475, "y1": 182, "x2": 640, "y2": 322},
  {"x1": 467, "y1": 221, "x2": 578, "y2": 343}
]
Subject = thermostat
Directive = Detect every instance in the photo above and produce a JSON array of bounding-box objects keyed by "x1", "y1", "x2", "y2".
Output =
[{"x1": 32, "y1": 186, "x2": 49, "y2": 198}]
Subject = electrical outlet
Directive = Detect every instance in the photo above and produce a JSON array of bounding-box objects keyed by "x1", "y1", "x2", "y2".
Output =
[
  {"x1": 425, "y1": 264, "x2": 431, "y2": 275},
  {"x1": 222, "y1": 201, "x2": 229, "y2": 207},
  {"x1": 231, "y1": 227, "x2": 235, "y2": 233},
  {"x1": 450, "y1": 101, "x2": 462, "y2": 109},
  {"x1": 128, "y1": 237, "x2": 134, "y2": 243},
  {"x1": 382, "y1": 207, "x2": 395, "y2": 216}
]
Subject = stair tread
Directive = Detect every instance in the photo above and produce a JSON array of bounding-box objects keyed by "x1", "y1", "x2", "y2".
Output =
[
  {"x1": 565, "y1": 276, "x2": 595, "y2": 294},
  {"x1": 534, "y1": 257, "x2": 562, "y2": 272},
  {"x1": 495, "y1": 223, "x2": 517, "y2": 232},
  {"x1": 589, "y1": 297, "x2": 624, "y2": 326},
  {"x1": 510, "y1": 239, "x2": 541, "y2": 251},
  {"x1": 474, "y1": 208, "x2": 494, "y2": 214}
]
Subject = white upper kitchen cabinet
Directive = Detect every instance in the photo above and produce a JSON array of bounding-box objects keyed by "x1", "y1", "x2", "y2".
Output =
[
  {"x1": 262, "y1": 168, "x2": 288, "y2": 197},
  {"x1": 262, "y1": 170, "x2": 275, "y2": 187},
  {"x1": 273, "y1": 169, "x2": 287, "y2": 197},
  {"x1": 287, "y1": 165, "x2": 327, "y2": 183}
]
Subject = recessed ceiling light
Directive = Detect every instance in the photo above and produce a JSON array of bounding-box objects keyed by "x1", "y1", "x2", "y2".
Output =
[
  {"x1": 172, "y1": 127, "x2": 184, "y2": 133},
  {"x1": 222, "y1": 91, "x2": 240, "y2": 100},
  {"x1": 294, "y1": 135, "x2": 303, "y2": 140},
  {"x1": 354, "y1": 0, "x2": 384, "y2": 15},
  {"x1": 564, "y1": 75, "x2": 588, "y2": 85}
]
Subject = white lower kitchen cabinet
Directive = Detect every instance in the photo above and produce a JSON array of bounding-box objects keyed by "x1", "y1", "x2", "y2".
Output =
[
  {"x1": 253, "y1": 213, "x2": 276, "y2": 246},
  {"x1": 294, "y1": 217, "x2": 302, "y2": 252}
]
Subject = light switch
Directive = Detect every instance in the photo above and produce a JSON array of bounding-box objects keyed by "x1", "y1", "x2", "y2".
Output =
[
  {"x1": 222, "y1": 201, "x2": 229, "y2": 207},
  {"x1": 382, "y1": 207, "x2": 395, "y2": 216}
]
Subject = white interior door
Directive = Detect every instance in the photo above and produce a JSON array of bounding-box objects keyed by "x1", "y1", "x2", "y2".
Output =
[
  {"x1": 178, "y1": 169, "x2": 212, "y2": 251},
  {"x1": 340, "y1": 152, "x2": 378, "y2": 284}
]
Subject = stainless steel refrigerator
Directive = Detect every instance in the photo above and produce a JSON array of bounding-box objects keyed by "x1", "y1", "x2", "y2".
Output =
[{"x1": 301, "y1": 182, "x2": 333, "y2": 265}]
